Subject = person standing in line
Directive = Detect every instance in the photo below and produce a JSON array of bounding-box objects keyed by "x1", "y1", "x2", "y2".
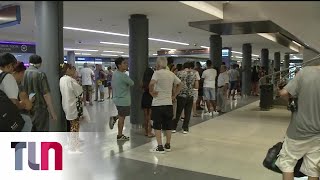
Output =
[
  {"x1": 275, "y1": 65, "x2": 320, "y2": 180},
  {"x1": 149, "y1": 57, "x2": 182, "y2": 153},
  {"x1": 59, "y1": 63, "x2": 83, "y2": 154},
  {"x1": 12, "y1": 62, "x2": 33, "y2": 132},
  {"x1": 172, "y1": 62, "x2": 197, "y2": 134},
  {"x1": 23, "y1": 55, "x2": 57, "y2": 132},
  {"x1": 201, "y1": 60, "x2": 219, "y2": 116},
  {"x1": 94, "y1": 64, "x2": 100, "y2": 101},
  {"x1": 141, "y1": 67, "x2": 155, "y2": 137},
  {"x1": 79, "y1": 63, "x2": 94, "y2": 106},
  {"x1": 228, "y1": 64, "x2": 240, "y2": 100},
  {"x1": 217, "y1": 65, "x2": 229, "y2": 114},
  {"x1": 195, "y1": 62, "x2": 204, "y2": 110},
  {"x1": 97, "y1": 64, "x2": 107, "y2": 102},
  {"x1": 106, "y1": 66, "x2": 113, "y2": 99},
  {"x1": 109, "y1": 57, "x2": 134, "y2": 141},
  {"x1": 190, "y1": 61, "x2": 201, "y2": 117}
]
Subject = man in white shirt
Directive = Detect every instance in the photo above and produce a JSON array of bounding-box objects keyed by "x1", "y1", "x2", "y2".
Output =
[
  {"x1": 0, "y1": 53, "x2": 25, "y2": 109},
  {"x1": 201, "y1": 60, "x2": 218, "y2": 116},
  {"x1": 149, "y1": 57, "x2": 182, "y2": 153},
  {"x1": 80, "y1": 63, "x2": 94, "y2": 105},
  {"x1": 217, "y1": 65, "x2": 229, "y2": 113}
]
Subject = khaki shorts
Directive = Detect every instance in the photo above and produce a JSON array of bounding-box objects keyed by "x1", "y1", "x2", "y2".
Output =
[
  {"x1": 82, "y1": 85, "x2": 93, "y2": 93},
  {"x1": 275, "y1": 135, "x2": 320, "y2": 177}
]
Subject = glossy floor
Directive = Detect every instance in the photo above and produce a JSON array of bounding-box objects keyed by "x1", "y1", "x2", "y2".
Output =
[{"x1": 61, "y1": 95, "x2": 306, "y2": 180}]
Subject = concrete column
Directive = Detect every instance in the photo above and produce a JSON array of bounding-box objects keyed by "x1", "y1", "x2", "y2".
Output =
[
  {"x1": 210, "y1": 35, "x2": 222, "y2": 69},
  {"x1": 261, "y1": 48, "x2": 269, "y2": 74},
  {"x1": 35, "y1": 1, "x2": 64, "y2": 131},
  {"x1": 242, "y1": 43, "x2": 252, "y2": 96},
  {"x1": 129, "y1": 14, "x2": 148, "y2": 126},
  {"x1": 274, "y1": 52, "x2": 281, "y2": 83},
  {"x1": 67, "y1": 51, "x2": 75, "y2": 66}
]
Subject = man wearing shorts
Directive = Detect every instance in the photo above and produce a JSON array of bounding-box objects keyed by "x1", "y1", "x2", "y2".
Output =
[
  {"x1": 202, "y1": 60, "x2": 218, "y2": 116},
  {"x1": 276, "y1": 66, "x2": 320, "y2": 180},
  {"x1": 109, "y1": 57, "x2": 134, "y2": 141},
  {"x1": 80, "y1": 63, "x2": 94, "y2": 105},
  {"x1": 228, "y1": 64, "x2": 240, "y2": 100},
  {"x1": 149, "y1": 57, "x2": 182, "y2": 153}
]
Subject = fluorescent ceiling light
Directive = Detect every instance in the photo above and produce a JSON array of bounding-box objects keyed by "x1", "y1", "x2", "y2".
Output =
[
  {"x1": 252, "y1": 54, "x2": 259, "y2": 57},
  {"x1": 152, "y1": 54, "x2": 158, "y2": 56},
  {"x1": 100, "y1": 42, "x2": 129, "y2": 46},
  {"x1": 64, "y1": 48, "x2": 98, "y2": 52},
  {"x1": 148, "y1": 38, "x2": 189, "y2": 46},
  {"x1": 103, "y1": 50, "x2": 124, "y2": 53},
  {"x1": 121, "y1": 55, "x2": 129, "y2": 57},
  {"x1": 235, "y1": 56, "x2": 243, "y2": 59},
  {"x1": 101, "y1": 54, "x2": 119, "y2": 57},
  {"x1": 292, "y1": 41, "x2": 302, "y2": 47},
  {"x1": 237, "y1": 61, "x2": 241, "y2": 63},
  {"x1": 231, "y1": 51, "x2": 243, "y2": 55},
  {"x1": 81, "y1": 53, "x2": 91, "y2": 56},
  {"x1": 75, "y1": 53, "x2": 81, "y2": 55},
  {"x1": 160, "y1": 48, "x2": 176, "y2": 51},
  {"x1": 65, "y1": 26, "x2": 189, "y2": 45},
  {"x1": 258, "y1": 33, "x2": 277, "y2": 42},
  {"x1": 171, "y1": 55, "x2": 178, "y2": 57},
  {"x1": 201, "y1": 46, "x2": 210, "y2": 49},
  {"x1": 64, "y1": 26, "x2": 129, "y2": 37},
  {"x1": 180, "y1": 1, "x2": 223, "y2": 19}
]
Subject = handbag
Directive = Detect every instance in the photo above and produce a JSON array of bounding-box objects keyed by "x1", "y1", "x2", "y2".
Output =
[{"x1": 263, "y1": 141, "x2": 306, "y2": 177}]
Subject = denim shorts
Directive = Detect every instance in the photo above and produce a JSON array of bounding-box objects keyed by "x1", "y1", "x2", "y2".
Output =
[{"x1": 203, "y1": 87, "x2": 216, "y2": 100}]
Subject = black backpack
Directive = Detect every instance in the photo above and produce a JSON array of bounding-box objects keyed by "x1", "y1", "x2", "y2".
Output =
[{"x1": 0, "y1": 72, "x2": 25, "y2": 132}]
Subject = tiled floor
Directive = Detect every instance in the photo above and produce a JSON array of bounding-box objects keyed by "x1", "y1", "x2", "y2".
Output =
[{"x1": 60, "y1": 94, "x2": 307, "y2": 180}]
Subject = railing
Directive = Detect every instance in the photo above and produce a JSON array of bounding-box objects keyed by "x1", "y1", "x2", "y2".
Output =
[{"x1": 259, "y1": 54, "x2": 320, "y2": 97}]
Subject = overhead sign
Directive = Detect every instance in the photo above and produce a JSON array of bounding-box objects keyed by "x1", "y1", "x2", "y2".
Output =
[{"x1": 0, "y1": 42, "x2": 35, "y2": 53}]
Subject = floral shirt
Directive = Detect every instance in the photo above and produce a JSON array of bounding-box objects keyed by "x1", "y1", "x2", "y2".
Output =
[{"x1": 177, "y1": 69, "x2": 196, "y2": 97}]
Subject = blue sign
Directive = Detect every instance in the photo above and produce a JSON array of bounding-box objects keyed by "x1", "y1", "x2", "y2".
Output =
[{"x1": 222, "y1": 49, "x2": 229, "y2": 57}]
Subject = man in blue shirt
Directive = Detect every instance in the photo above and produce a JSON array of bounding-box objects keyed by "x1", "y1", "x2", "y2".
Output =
[{"x1": 109, "y1": 57, "x2": 134, "y2": 141}]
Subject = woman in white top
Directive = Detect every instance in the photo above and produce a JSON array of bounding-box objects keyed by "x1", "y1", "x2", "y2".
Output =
[{"x1": 59, "y1": 63, "x2": 83, "y2": 153}]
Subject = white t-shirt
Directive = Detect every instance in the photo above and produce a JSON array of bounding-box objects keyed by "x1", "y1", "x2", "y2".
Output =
[
  {"x1": 151, "y1": 69, "x2": 181, "y2": 106},
  {"x1": 60, "y1": 75, "x2": 83, "y2": 120},
  {"x1": 80, "y1": 67, "x2": 94, "y2": 86},
  {"x1": 218, "y1": 71, "x2": 230, "y2": 87},
  {"x1": 202, "y1": 68, "x2": 217, "y2": 88},
  {"x1": 0, "y1": 70, "x2": 19, "y2": 99}
]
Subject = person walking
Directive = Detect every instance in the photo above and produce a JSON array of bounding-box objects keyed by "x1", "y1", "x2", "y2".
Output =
[
  {"x1": 109, "y1": 57, "x2": 134, "y2": 141},
  {"x1": 217, "y1": 65, "x2": 229, "y2": 113},
  {"x1": 275, "y1": 65, "x2": 320, "y2": 180},
  {"x1": 202, "y1": 60, "x2": 218, "y2": 116}
]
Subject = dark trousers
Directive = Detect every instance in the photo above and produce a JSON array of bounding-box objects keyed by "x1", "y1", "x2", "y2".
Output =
[{"x1": 173, "y1": 96, "x2": 193, "y2": 131}]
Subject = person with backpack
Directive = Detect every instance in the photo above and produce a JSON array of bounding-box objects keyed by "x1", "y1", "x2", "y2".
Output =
[{"x1": 0, "y1": 53, "x2": 26, "y2": 131}]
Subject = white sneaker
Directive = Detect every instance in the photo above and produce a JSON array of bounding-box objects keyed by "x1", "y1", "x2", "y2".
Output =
[
  {"x1": 204, "y1": 112, "x2": 211, "y2": 116},
  {"x1": 183, "y1": 131, "x2": 188, "y2": 134},
  {"x1": 172, "y1": 130, "x2": 176, "y2": 133},
  {"x1": 212, "y1": 111, "x2": 219, "y2": 116}
]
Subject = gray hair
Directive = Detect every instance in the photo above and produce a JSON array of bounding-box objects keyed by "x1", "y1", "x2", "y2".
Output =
[{"x1": 156, "y1": 57, "x2": 168, "y2": 69}]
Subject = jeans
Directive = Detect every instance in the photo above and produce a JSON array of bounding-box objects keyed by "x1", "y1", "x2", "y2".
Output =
[
  {"x1": 217, "y1": 88, "x2": 227, "y2": 112},
  {"x1": 173, "y1": 96, "x2": 193, "y2": 131}
]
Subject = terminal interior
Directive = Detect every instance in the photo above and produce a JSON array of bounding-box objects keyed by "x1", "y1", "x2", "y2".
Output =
[{"x1": 0, "y1": 1, "x2": 320, "y2": 180}]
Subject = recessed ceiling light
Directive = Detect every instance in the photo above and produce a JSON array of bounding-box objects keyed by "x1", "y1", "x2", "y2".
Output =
[
  {"x1": 64, "y1": 48, "x2": 98, "y2": 52},
  {"x1": 200, "y1": 46, "x2": 210, "y2": 49},
  {"x1": 160, "y1": 48, "x2": 176, "y2": 51},
  {"x1": 103, "y1": 50, "x2": 124, "y2": 53},
  {"x1": 64, "y1": 26, "x2": 189, "y2": 46},
  {"x1": 231, "y1": 51, "x2": 243, "y2": 55},
  {"x1": 292, "y1": 40, "x2": 302, "y2": 47},
  {"x1": 100, "y1": 42, "x2": 129, "y2": 46},
  {"x1": 235, "y1": 56, "x2": 243, "y2": 59}
]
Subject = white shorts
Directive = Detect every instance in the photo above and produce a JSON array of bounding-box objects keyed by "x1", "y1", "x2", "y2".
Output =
[{"x1": 275, "y1": 135, "x2": 320, "y2": 177}]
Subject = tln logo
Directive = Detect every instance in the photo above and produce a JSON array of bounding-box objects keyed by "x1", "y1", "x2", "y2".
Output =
[{"x1": 11, "y1": 142, "x2": 63, "y2": 170}]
